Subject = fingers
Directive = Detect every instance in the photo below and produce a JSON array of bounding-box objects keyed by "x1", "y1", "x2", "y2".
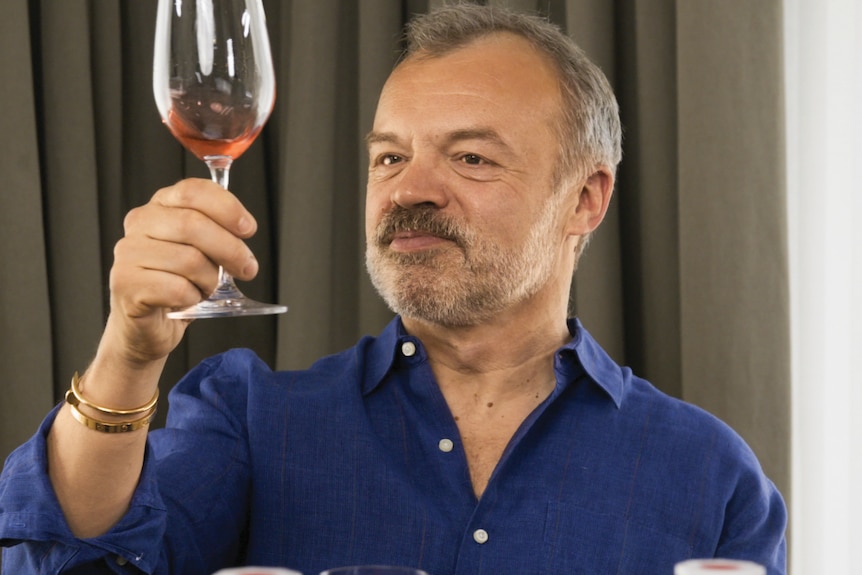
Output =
[
  {"x1": 112, "y1": 236, "x2": 221, "y2": 314},
  {"x1": 151, "y1": 178, "x2": 258, "y2": 239},
  {"x1": 128, "y1": 178, "x2": 260, "y2": 269},
  {"x1": 123, "y1": 202, "x2": 259, "y2": 282},
  {"x1": 112, "y1": 178, "x2": 263, "y2": 317}
]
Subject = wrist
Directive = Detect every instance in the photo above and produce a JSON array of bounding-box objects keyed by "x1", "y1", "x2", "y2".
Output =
[{"x1": 81, "y1": 349, "x2": 167, "y2": 413}]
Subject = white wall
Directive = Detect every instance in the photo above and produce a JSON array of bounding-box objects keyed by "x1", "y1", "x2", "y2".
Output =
[{"x1": 785, "y1": 0, "x2": 862, "y2": 572}]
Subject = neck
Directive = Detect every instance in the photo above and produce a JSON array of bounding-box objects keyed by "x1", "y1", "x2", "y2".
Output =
[
  {"x1": 400, "y1": 273, "x2": 576, "y2": 500},
  {"x1": 400, "y1": 235, "x2": 580, "y2": 402},
  {"x1": 401, "y1": 294, "x2": 571, "y2": 401}
]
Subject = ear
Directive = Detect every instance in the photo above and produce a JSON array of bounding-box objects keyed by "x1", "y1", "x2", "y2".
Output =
[{"x1": 564, "y1": 167, "x2": 614, "y2": 237}]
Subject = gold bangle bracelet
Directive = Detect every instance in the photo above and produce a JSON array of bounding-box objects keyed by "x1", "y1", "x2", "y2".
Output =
[
  {"x1": 67, "y1": 402, "x2": 157, "y2": 433},
  {"x1": 66, "y1": 371, "x2": 159, "y2": 417}
]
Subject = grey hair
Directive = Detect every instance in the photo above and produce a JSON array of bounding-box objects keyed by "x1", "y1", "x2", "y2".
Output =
[{"x1": 401, "y1": 3, "x2": 623, "y2": 183}]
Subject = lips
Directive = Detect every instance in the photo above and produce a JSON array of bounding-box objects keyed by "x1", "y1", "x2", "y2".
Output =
[{"x1": 388, "y1": 229, "x2": 453, "y2": 252}]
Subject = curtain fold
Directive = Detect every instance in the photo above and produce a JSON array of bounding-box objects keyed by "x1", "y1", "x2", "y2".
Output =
[
  {"x1": 0, "y1": 0, "x2": 791, "y2": 526},
  {"x1": 676, "y1": 0, "x2": 789, "y2": 499},
  {"x1": 0, "y1": 0, "x2": 55, "y2": 462},
  {"x1": 616, "y1": 0, "x2": 682, "y2": 398},
  {"x1": 39, "y1": 1, "x2": 107, "y2": 402},
  {"x1": 277, "y1": 0, "x2": 366, "y2": 369}
]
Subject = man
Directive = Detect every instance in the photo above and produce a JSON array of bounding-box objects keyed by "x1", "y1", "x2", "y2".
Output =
[{"x1": 0, "y1": 4, "x2": 786, "y2": 574}]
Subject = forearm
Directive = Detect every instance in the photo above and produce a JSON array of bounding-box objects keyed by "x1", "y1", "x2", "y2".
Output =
[
  {"x1": 46, "y1": 352, "x2": 167, "y2": 538},
  {"x1": 24, "y1": 177, "x2": 259, "y2": 550}
]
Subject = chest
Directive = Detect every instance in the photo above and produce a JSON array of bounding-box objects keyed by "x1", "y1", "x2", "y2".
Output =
[
  {"x1": 243, "y1": 379, "x2": 723, "y2": 575},
  {"x1": 454, "y1": 407, "x2": 535, "y2": 497}
]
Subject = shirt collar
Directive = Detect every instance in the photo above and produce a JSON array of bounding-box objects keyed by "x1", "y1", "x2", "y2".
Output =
[
  {"x1": 560, "y1": 317, "x2": 625, "y2": 408},
  {"x1": 362, "y1": 316, "x2": 411, "y2": 395},
  {"x1": 362, "y1": 316, "x2": 625, "y2": 408}
]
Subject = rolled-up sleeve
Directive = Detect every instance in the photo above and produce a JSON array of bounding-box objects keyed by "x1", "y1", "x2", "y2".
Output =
[
  {"x1": 0, "y1": 405, "x2": 167, "y2": 573},
  {"x1": 0, "y1": 350, "x2": 257, "y2": 574}
]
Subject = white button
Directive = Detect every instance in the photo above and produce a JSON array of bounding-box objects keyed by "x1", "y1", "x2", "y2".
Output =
[
  {"x1": 401, "y1": 341, "x2": 417, "y2": 357},
  {"x1": 473, "y1": 528, "x2": 489, "y2": 544},
  {"x1": 438, "y1": 438, "x2": 454, "y2": 452}
]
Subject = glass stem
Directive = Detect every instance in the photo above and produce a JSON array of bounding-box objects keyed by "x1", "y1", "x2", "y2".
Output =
[{"x1": 204, "y1": 155, "x2": 236, "y2": 295}]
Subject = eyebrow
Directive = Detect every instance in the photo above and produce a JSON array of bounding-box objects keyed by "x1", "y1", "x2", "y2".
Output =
[
  {"x1": 365, "y1": 131, "x2": 401, "y2": 148},
  {"x1": 365, "y1": 127, "x2": 512, "y2": 151}
]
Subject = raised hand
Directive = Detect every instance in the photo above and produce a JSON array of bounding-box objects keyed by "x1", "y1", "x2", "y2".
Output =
[{"x1": 105, "y1": 178, "x2": 260, "y2": 365}]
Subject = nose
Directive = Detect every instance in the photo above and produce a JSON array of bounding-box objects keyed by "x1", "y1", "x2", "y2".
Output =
[{"x1": 390, "y1": 156, "x2": 450, "y2": 210}]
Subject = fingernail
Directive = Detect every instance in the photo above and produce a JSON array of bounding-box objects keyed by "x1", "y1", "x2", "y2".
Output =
[
  {"x1": 238, "y1": 216, "x2": 253, "y2": 235},
  {"x1": 243, "y1": 254, "x2": 259, "y2": 277}
]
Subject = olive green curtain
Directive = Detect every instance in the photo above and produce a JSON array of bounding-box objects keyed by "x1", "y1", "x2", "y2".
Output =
[{"x1": 0, "y1": 0, "x2": 790, "y2": 525}]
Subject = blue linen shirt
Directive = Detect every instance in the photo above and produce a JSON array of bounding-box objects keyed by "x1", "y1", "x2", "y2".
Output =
[{"x1": 0, "y1": 318, "x2": 786, "y2": 574}]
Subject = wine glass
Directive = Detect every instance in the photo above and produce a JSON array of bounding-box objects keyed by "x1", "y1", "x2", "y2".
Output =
[
  {"x1": 674, "y1": 559, "x2": 765, "y2": 574},
  {"x1": 212, "y1": 568, "x2": 302, "y2": 575},
  {"x1": 320, "y1": 567, "x2": 430, "y2": 575},
  {"x1": 153, "y1": 0, "x2": 287, "y2": 318}
]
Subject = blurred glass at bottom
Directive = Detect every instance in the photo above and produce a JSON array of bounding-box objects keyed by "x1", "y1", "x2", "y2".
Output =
[
  {"x1": 212, "y1": 568, "x2": 302, "y2": 575},
  {"x1": 321, "y1": 567, "x2": 429, "y2": 575},
  {"x1": 212, "y1": 566, "x2": 429, "y2": 575},
  {"x1": 674, "y1": 559, "x2": 766, "y2": 574}
]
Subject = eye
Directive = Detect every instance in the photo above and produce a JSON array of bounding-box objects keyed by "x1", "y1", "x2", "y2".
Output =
[
  {"x1": 459, "y1": 153, "x2": 486, "y2": 166},
  {"x1": 450, "y1": 151, "x2": 502, "y2": 181},
  {"x1": 380, "y1": 154, "x2": 403, "y2": 166}
]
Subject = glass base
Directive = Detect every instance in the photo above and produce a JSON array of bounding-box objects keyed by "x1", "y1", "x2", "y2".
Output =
[{"x1": 167, "y1": 290, "x2": 287, "y2": 319}]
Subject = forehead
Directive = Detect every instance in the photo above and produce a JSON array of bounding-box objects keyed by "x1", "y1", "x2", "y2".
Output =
[{"x1": 372, "y1": 33, "x2": 562, "y2": 138}]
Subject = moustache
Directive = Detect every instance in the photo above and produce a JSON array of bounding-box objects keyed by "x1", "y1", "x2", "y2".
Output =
[{"x1": 376, "y1": 207, "x2": 468, "y2": 247}]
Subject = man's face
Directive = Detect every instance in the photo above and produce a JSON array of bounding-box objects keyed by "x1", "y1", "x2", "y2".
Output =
[{"x1": 365, "y1": 33, "x2": 576, "y2": 327}]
